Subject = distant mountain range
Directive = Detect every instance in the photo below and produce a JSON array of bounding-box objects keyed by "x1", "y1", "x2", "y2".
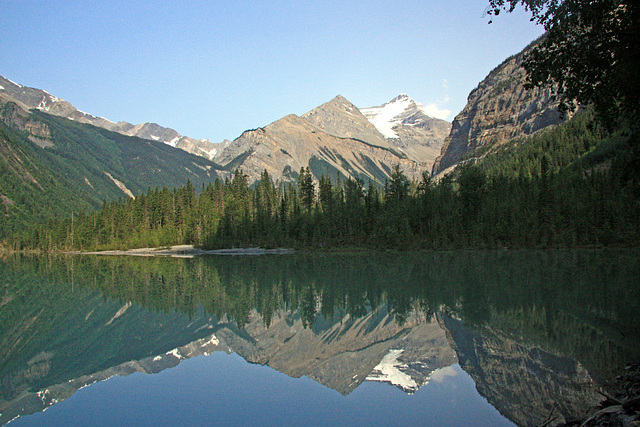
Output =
[
  {"x1": 1, "y1": 74, "x2": 453, "y2": 236},
  {"x1": 214, "y1": 94, "x2": 449, "y2": 183},
  {"x1": 1, "y1": 36, "x2": 573, "y2": 237},
  {"x1": 0, "y1": 75, "x2": 225, "y2": 160},
  {"x1": 0, "y1": 97, "x2": 223, "y2": 237},
  {"x1": 1, "y1": 74, "x2": 450, "y2": 184}
]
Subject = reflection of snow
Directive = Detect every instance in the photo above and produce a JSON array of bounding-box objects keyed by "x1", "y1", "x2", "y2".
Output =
[
  {"x1": 430, "y1": 365, "x2": 458, "y2": 383},
  {"x1": 366, "y1": 349, "x2": 418, "y2": 392},
  {"x1": 207, "y1": 334, "x2": 220, "y2": 346},
  {"x1": 167, "y1": 348, "x2": 182, "y2": 359}
]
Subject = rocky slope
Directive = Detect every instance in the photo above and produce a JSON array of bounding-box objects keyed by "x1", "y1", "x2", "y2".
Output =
[
  {"x1": 1, "y1": 332, "x2": 228, "y2": 425},
  {"x1": 0, "y1": 75, "x2": 223, "y2": 160},
  {"x1": 0, "y1": 98, "x2": 222, "y2": 236},
  {"x1": 302, "y1": 95, "x2": 389, "y2": 148},
  {"x1": 432, "y1": 40, "x2": 567, "y2": 176},
  {"x1": 213, "y1": 100, "x2": 419, "y2": 184},
  {"x1": 1, "y1": 75, "x2": 449, "y2": 184},
  {"x1": 215, "y1": 307, "x2": 456, "y2": 395}
]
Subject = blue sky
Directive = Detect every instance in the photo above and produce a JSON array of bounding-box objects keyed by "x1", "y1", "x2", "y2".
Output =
[{"x1": 1, "y1": 0, "x2": 543, "y2": 143}]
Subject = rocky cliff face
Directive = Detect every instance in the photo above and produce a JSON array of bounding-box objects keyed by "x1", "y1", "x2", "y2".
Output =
[
  {"x1": 432, "y1": 41, "x2": 566, "y2": 176},
  {"x1": 0, "y1": 75, "x2": 223, "y2": 160},
  {"x1": 302, "y1": 95, "x2": 389, "y2": 148},
  {"x1": 213, "y1": 94, "x2": 449, "y2": 184}
]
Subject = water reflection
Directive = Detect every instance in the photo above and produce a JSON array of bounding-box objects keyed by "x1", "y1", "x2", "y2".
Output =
[{"x1": 1, "y1": 250, "x2": 639, "y2": 426}]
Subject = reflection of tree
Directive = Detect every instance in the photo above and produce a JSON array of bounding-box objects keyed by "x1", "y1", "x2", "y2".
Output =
[{"x1": 5, "y1": 249, "x2": 640, "y2": 379}]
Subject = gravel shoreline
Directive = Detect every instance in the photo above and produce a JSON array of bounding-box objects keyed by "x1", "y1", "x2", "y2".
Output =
[{"x1": 66, "y1": 245, "x2": 295, "y2": 257}]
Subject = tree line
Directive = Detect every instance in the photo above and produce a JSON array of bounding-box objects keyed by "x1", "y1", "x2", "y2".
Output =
[{"x1": 8, "y1": 108, "x2": 640, "y2": 252}]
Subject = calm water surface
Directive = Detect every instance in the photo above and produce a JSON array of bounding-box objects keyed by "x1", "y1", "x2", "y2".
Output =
[{"x1": 1, "y1": 250, "x2": 639, "y2": 426}]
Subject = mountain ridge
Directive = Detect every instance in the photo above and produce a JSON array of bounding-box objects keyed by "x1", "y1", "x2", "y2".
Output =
[
  {"x1": 1, "y1": 75, "x2": 448, "y2": 184},
  {"x1": 0, "y1": 75, "x2": 224, "y2": 160},
  {"x1": 212, "y1": 93, "x2": 448, "y2": 184},
  {"x1": 0, "y1": 98, "x2": 223, "y2": 238}
]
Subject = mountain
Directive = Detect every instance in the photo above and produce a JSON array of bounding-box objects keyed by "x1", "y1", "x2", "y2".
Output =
[
  {"x1": 0, "y1": 75, "x2": 224, "y2": 160},
  {"x1": 216, "y1": 307, "x2": 456, "y2": 396},
  {"x1": 4, "y1": 250, "x2": 631, "y2": 425},
  {"x1": 0, "y1": 98, "x2": 223, "y2": 238},
  {"x1": 301, "y1": 95, "x2": 390, "y2": 146},
  {"x1": 432, "y1": 40, "x2": 567, "y2": 176},
  {"x1": 2, "y1": 74, "x2": 450, "y2": 185},
  {"x1": 361, "y1": 94, "x2": 451, "y2": 167},
  {"x1": 213, "y1": 94, "x2": 448, "y2": 184}
]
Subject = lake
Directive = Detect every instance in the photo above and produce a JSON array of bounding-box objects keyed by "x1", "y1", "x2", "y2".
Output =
[{"x1": 1, "y1": 250, "x2": 639, "y2": 426}]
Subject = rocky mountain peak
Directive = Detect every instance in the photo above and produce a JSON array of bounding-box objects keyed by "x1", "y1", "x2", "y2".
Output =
[
  {"x1": 302, "y1": 95, "x2": 389, "y2": 149},
  {"x1": 361, "y1": 94, "x2": 439, "y2": 139},
  {"x1": 390, "y1": 93, "x2": 411, "y2": 102},
  {"x1": 2, "y1": 74, "x2": 449, "y2": 184}
]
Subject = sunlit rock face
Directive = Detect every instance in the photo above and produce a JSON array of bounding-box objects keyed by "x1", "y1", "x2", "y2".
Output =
[
  {"x1": 432, "y1": 40, "x2": 567, "y2": 176},
  {"x1": 1, "y1": 74, "x2": 448, "y2": 182},
  {"x1": 440, "y1": 315, "x2": 601, "y2": 427},
  {"x1": 212, "y1": 95, "x2": 441, "y2": 185}
]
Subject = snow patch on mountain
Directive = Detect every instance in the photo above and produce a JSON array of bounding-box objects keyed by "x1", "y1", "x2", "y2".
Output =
[
  {"x1": 4, "y1": 77, "x2": 23, "y2": 88},
  {"x1": 36, "y1": 95, "x2": 58, "y2": 111},
  {"x1": 366, "y1": 348, "x2": 419, "y2": 393},
  {"x1": 360, "y1": 94, "x2": 415, "y2": 138},
  {"x1": 361, "y1": 94, "x2": 450, "y2": 139}
]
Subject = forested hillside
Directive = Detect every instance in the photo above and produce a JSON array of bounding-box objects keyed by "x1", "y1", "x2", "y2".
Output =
[
  {"x1": 10, "y1": 109, "x2": 640, "y2": 251},
  {"x1": 0, "y1": 102, "x2": 223, "y2": 240}
]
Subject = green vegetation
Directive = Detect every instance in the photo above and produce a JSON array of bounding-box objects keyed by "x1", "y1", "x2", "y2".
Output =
[
  {"x1": 488, "y1": 0, "x2": 640, "y2": 130},
  {"x1": 0, "y1": 105, "x2": 222, "y2": 240}
]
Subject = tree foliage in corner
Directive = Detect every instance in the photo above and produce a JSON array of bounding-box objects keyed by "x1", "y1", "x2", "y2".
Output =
[{"x1": 488, "y1": 0, "x2": 639, "y2": 130}]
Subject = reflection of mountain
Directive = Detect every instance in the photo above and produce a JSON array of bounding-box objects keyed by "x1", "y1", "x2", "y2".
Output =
[
  {"x1": 1, "y1": 332, "x2": 228, "y2": 424},
  {"x1": 2, "y1": 250, "x2": 639, "y2": 426},
  {"x1": 215, "y1": 308, "x2": 456, "y2": 395},
  {"x1": 440, "y1": 315, "x2": 601, "y2": 427}
]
